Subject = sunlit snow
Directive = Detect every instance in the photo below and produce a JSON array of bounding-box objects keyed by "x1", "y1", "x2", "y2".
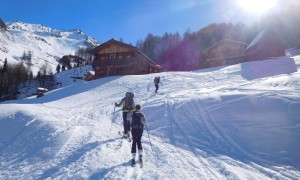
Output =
[{"x1": 0, "y1": 55, "x2": 299, "y2": 179}]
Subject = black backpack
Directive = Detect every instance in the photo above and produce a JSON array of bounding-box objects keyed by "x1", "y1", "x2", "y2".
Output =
[
  {"x1": 124, "y1": 92, "x2": 134, "y2": 111},
  {"x1": 131, "y1": 112, "x2": 145, "y2": 129}
]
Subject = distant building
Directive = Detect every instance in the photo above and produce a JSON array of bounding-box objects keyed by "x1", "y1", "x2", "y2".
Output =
[
  {"x1": 84, "y1": 71, "x2": 95, "y2": 81},
  {"x1": 204, "y1": 39, "x2": 248, "y2": 67},
  {"x1": 90, "y1": 39, "x2": 160, "y2": 78},
  {"x1": 36, "y1": 87, "x2": 48, "y2": 98},
  {"x1": 246, "y1": 28, "x2": 285, "y2": 61}
]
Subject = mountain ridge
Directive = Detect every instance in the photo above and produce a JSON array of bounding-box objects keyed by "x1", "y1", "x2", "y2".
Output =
[{"x1": 0, "y1": 20, "x2": 100, "y2": 75}]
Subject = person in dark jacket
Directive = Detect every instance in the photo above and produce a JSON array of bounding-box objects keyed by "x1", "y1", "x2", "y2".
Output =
[
  {"x1": 153, "y1": 76, "x2": 161, "y2": 93},
  {"x1": 115, "y1": 92, "x2": 135, "y2": 138},
  {"x1": 130, "y1": 104, "x2": 146, "y2": 166}
]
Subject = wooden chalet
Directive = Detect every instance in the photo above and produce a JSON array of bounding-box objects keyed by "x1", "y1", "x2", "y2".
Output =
[
  {"x1": 204, "y1": 39, "x2": 248, "y2": 67},
  {"x1": 90, "y1": 39, "x2": 160, "y2": 78},
  {"x1": 246, "y1": 28, "x2": 285, "y2": 61}
]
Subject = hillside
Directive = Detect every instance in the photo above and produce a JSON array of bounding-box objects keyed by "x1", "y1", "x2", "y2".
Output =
[
  {"x1": 0, "y1": 20, "x2": 99, "y2": 75},
  {"x1": 0, "y1": 56, "x2": 299, "y2": 179}
]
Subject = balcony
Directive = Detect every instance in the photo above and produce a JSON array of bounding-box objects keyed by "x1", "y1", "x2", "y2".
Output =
[{"x1": 93, "y1": 58, "x2": 135, "y2": 67}]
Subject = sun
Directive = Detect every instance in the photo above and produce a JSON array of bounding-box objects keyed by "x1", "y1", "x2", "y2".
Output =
[{"x1": 237, "y1": 0, "x2": 277, "y2": 14}]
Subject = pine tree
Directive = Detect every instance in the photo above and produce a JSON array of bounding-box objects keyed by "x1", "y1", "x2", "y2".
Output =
[
  {"x1": 2, "y1": 58, "x2": 8, "y2": 73},
  {"x1": 56, "y1": 64, "x2": 61, "y2": 73},
  {"x1": 0, "y1": 18, "x2": 7, "y2": 31}
]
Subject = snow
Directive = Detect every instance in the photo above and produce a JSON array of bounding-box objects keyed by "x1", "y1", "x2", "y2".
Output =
[
  {"x1": 0, "y1": 56, "x2": 300, "y2": 179},
  {"x1": 88, "y1": 71, "x2": 95, "y2": 75},
  {"x1": 0, "y1": 20, "x2": 99, "y2": 75},
  {"x1": 37, "y1": 88, "x2": 48, "y2": 91},
  {"x1": 286, "y1": 48, "x2": 300, "y2": 57},
  {"x1": 241, "y1": 56, "x2": 297, "y2": 80}
]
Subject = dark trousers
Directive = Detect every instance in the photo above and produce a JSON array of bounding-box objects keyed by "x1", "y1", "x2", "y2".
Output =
[
  {"x1": 155, "y1": 84, "x2": 159, "y2": 93},
  {"x1": 122, "y1": 112, "x2": 130, "y2": 134},
  {"x1": 131, "y1": 128, "x2": 143, "y2": 154}
]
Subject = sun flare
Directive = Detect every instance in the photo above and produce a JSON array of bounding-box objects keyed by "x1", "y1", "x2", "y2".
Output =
[{"x1": 238, "y1": 0, "x2": 277, "y2": 14}]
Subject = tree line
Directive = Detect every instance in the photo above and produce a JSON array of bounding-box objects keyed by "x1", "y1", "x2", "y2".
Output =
[
  {"x1": 0, "y1": 37, "x2": 94, "y2": 101},
  {"x1": 136, "y1": 4, "x2": 300, "y2": 71},
  {"x1": 57, "y1": 47, "x2": 94, "y2": 73},
  {"x1": 0, "y1": 59, "x2": 31, "y2": 100},
  {"x1": 0, "y1": 58, "x2": 57, "y2": 101},
  {"x1": 0, "y1": 18, "x2": 95, "y2": 101}
]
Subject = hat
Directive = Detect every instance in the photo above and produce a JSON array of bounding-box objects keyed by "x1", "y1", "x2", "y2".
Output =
[{"x1": 135, "y1": 104, "x2": 141, "y2": 110}]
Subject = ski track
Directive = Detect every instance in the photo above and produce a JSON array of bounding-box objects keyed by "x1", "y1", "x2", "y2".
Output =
[
  {"x1": 1, "y1": 58, "x2": 300, "y2": 179},
  {"x1": 165, "y1": 97, "x2": 221, "y2": 179}
]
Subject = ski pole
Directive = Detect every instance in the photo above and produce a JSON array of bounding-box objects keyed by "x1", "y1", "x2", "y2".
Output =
[
  {"x1": 111, "y1": 106, "x2": 115, "y2": 132},
  {"x1": 145, "y1": 123, "x2": 154, "y2": 156}
]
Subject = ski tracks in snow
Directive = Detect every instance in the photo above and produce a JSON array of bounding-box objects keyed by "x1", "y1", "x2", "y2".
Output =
[
  {"x1": 164, "y1": 97, "x2": 234, "y2": 179},
  {"x1": 159, "y1": 94, "x2": 280, "y2": 179},
  {"x1": 36, "y1": 99, "x2": 148, "y2": 179}
]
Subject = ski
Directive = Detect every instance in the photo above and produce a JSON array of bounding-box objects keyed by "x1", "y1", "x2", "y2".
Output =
[{"x1": 118, "y1": 131, "x2": 132, "y2": 142}]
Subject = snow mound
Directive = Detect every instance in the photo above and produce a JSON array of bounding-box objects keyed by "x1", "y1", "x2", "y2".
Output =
[{"x1": 241, "y1": 57, "x2": 297, "y2": 80}]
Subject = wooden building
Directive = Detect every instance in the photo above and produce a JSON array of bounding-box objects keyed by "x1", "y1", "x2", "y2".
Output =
[
  {"x1": 84, "y1": 71, "x2": 95, "y2": 81},
  {"x1": 90, "y1": 39, "x2": 160, "y2": 78},
  {"x1": 246, "y1": 28, "x2": 285, "y2": 61},
  {"x1": 204, "y1": 39, "x2": 248, "y2": 67}
]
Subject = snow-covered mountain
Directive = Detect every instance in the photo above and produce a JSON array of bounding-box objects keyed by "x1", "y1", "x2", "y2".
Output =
[
  {"x1": 0, "y1": 20, "x2": 100, "y2": 75},
  {"x1": 0, "y1": 55, "x2": 299, "y2": 179}
]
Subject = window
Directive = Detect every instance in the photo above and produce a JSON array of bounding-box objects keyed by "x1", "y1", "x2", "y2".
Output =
[{"x1": 109, "y1": 53, "x2": 116, "y2": 59}]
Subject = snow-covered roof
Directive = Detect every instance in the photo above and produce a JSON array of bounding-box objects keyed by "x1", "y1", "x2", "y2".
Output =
[
  {"x1": 88, "y1": 71, "x2": 95, "y2": 75},
  {"x1": 37, "y1": 87, "x2": 48, "y2": 91},
  {"x1": 204, "y1": 39, "x2": 248, "y2": 53},
  {"x1": 246, "y1": 30, "x2": 266, "y2": 50}
]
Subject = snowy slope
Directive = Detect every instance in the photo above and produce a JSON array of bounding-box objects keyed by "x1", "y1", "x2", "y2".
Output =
[
  {"x1": 0, "y1": 20, "x2": 99, "y2": 75},
  {"x1": 0, "y1": 56, "x2": 299, "y2": 179}
]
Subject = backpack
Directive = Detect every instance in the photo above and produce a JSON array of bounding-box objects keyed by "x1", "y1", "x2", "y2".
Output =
[
  {"x1": 130, "y1": 112, "x2": 145, "y2": 129},
  {"x1": 124, "y1": 92, "x2": 134, "y2": 111},
  {"x1": 154, "y1": 76, "x2": 160, "y2": 84}
]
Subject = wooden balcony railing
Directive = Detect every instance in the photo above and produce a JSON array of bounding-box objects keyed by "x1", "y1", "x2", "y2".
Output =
[{"x1": 93, "y1": 58, "x2": 136, "y2": 66}]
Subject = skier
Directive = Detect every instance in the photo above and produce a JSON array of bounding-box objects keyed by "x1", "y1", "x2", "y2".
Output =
[
  {"x1": 115, "y1": 92, "x2": 135, "y2": 138},
  {"x1": 153, "y1": 76, "x2": 161, "y2": 93},
  {"x1": 130, "y1": 104, "x2": 146, "y2": 167}
]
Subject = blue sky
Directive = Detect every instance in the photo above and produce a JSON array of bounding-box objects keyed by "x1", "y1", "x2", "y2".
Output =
[{"x1": 0, "y1": 0, "x2": 298, "y2": 44}]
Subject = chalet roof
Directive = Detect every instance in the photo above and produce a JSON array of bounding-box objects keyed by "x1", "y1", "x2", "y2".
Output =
[
  {"x1": 90, "y1": 38, "x2": 159, "y2": 66},
  {"x1": 204, "y1": 39, "x2": 248, "y2": 53},
  {"x1": 89, "y1": 38, "x2": 134, "y2": 54}
]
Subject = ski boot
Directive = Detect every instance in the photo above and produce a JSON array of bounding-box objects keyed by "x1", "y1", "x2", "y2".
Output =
[
  {"x1": 131, "y1": 153, "x2": 136, "y2": 167},
  {"x1": 138, "y1": 149, "x2": 143, "y2": 168},
  {"x1": 131, "y1": 159, "x2": 136, "y2": 167},
  {"x1": 139, "y1": 155, "x2": 143, "y2": 168}
]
